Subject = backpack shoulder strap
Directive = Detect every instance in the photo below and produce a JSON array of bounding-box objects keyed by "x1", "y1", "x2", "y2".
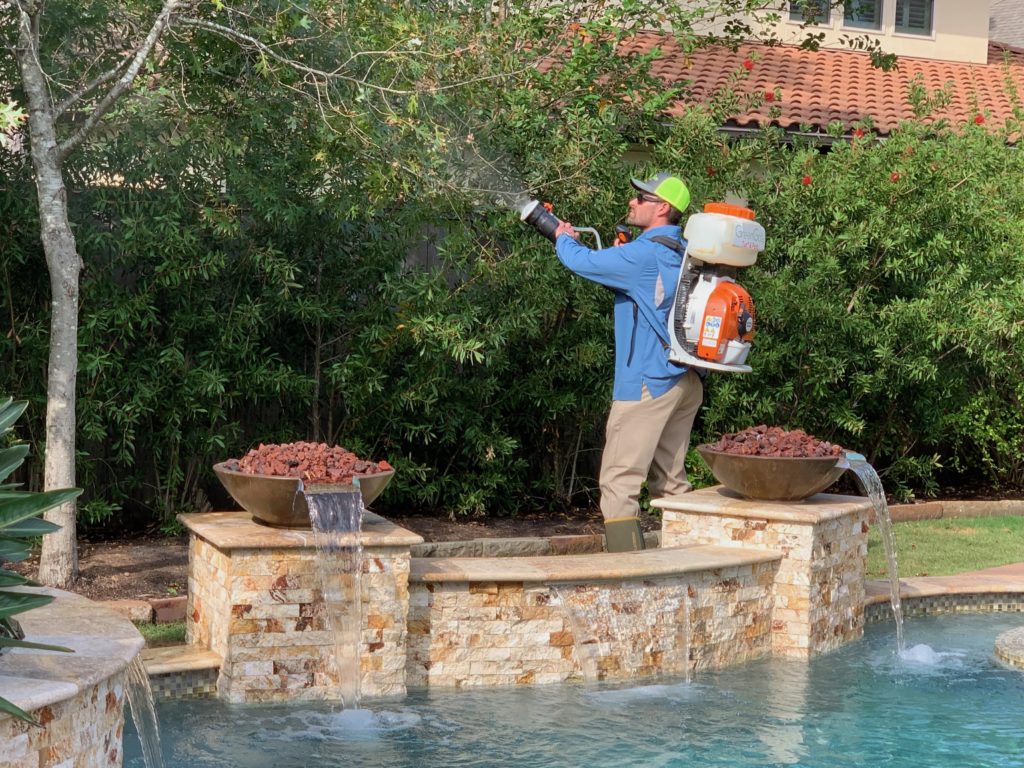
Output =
[
  {"x1": 627, "y1": 235, "x2": 684, "y2": 353},
  {"x1": 649, "y1": 235, "x2": 685, "y2": 256}
]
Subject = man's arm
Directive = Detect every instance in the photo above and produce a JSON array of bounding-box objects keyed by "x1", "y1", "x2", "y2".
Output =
[{"x1": 555, "y1": 231, "x2": 640, "y2": 293}]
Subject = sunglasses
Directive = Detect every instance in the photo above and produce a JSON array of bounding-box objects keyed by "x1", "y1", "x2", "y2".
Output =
[{"x1": 635, "y1": 192, "x2": 661, "y2": 204}]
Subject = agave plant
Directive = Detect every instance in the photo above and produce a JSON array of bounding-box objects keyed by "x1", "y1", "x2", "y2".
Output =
[{"x1": 0, "y1": 397, "x2": 82, "y2": 724}]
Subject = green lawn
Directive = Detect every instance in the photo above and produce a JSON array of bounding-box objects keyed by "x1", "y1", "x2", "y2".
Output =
[
  {"x1": 867, "y1": 514, "x2": 1024, "y2": 579},
  {"x1": 133, "y1": 620, "x2": 186, "y2": 647}
]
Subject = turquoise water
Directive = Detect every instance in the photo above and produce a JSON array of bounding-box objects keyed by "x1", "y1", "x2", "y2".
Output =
[{"x1": 126, "y1": 614, "x2": 1024, "y2": 767}]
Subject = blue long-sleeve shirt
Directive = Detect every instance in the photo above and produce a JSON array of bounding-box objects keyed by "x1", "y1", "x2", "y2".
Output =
[{"x1": 555, "y1": 224, "x2": 688, "y2": 401}]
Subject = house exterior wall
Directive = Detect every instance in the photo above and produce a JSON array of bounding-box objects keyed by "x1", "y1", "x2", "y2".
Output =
[
  {"x1": 697, "y1": 1, "x2": 992, "y2": 64},
  {"x1": 989, "y1": 0, "x2": 1024, "y2": 48}
]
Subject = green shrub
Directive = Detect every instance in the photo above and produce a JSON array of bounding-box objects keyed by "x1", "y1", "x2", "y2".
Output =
[
  {"x1": 650, "y1": 113, "x2": 1024, "y2": 498},
  {"x1": 1, "y1": 7, "x2": 1021, "y2": 522}
]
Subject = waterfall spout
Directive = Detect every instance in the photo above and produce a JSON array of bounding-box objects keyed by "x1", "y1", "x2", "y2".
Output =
[{"x1": 305, "y1": 484, "x2": 365, "y2": 709}]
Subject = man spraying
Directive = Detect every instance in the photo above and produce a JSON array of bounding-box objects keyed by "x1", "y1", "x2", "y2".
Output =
[{"x1": 552, "y1": 173, "x2": 702, "y2": 552}]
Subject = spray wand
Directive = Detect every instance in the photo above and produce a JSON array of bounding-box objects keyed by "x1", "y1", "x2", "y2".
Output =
[{"x1": 520, "y1": 199, "x2": 605, "y2": 250}]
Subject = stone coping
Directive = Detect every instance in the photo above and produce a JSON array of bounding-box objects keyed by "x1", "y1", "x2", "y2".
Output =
[
  {"x1": 0, "y1": 588, "x2": 144, "y2": 715},
  {"x1": 410, "y1": 544, "x2": 783, "y2": 584},
  {"x1": 995, "y1": 627, "x2": 1024, "y2": 669},
  {"x1": 141, "y1": 646, "x2": 221, "y2": 676},
  {"x1": 178, "y1": 510, "x2": 424, "y2": 550},
  {"x1": 411, "y1": 531, "x2": 661, "y2": 558},
  {"x1": 864, "y1": 563, "x2": 1024, "y2": 605},
  {"x1": 653, "y1": 485, "x2": 874, "y2": 524}
]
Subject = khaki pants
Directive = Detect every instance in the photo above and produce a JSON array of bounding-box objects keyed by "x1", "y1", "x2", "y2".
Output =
[{"x1": 599, "y1": 369, "x2": 703, "y2": 523}]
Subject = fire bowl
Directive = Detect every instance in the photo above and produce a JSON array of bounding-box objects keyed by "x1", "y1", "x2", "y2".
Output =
[
  {"x1": 695, "y1": 445, "x2": 846, "y2": 502},
  {"x1": 212, "y1": 462, "x2": 395, "y2": 528}
]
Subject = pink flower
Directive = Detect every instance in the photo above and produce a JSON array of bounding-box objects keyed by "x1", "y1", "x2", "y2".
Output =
[
  {"x1": 801, "y1": 175, "x2": 812, "y2": 186},
  {"x1": 743, "y1": 59, "x2": 754, "y2": 71}
]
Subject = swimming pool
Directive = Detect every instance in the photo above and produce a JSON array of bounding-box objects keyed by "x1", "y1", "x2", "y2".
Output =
[{"x1": 126, "y1": 613, "x2": 1024, "y2": 767}]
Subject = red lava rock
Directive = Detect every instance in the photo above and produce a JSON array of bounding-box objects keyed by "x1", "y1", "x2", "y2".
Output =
[
  {"x1": 224, "y1": 441, "x2": 392, "y2": 485},
  {"x1": 708, "y1": 425, "x2": 843, "y2": 458}
]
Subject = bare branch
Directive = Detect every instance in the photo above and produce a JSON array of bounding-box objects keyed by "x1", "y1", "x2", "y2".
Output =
[
  {"x1": 177, "y1": 16, "x2": 530, "y2": 98},
  {"x1": 53, "y1": 57, "x2": 134, "y2": 119},
  {"x1": 57, "y1": 0, "x2": 189, "y2": 161}
]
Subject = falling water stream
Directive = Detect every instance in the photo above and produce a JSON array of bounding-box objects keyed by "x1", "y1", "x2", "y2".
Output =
[
  {"x1": 845, "y1": 454, "x2": 906, "y2": 652},
  {"x1": 304, "y1": 484, "x2": 365, "y2": 711},
  {"x1": 124, "y1": 655, "x2": 164, "y2": 768},
  {"x1": 551, "y1": 586, "x2": 601, "y2": 682}
]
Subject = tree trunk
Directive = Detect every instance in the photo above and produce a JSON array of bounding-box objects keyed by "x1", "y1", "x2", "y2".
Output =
[{"x1": 16, "y1": 7, "x2": 81, "y2": 588}]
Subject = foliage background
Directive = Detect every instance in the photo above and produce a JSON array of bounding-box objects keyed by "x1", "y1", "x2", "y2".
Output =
[{"x1": 1, "y1": 2, "x2": 1022, "y2": 529}]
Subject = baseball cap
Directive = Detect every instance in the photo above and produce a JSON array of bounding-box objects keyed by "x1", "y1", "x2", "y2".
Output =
[{"x1": 630, "y1": 172, "x2": 690, "y2": 212}]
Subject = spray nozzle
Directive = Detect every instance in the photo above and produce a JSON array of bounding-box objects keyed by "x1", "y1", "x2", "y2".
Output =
[{"x1": 520, "y1": 199, "x2": 561, "y2": 242}]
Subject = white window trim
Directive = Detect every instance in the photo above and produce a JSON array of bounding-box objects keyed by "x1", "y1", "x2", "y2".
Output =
[{"x1": 893, "y1": 0, "x2": 935, "y2": 37}]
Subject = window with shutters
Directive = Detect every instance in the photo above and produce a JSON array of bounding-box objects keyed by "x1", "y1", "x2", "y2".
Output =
[
  {"x1": 844, "y1": 0, "x2": 882, "y2": 30},
  {"x1": 789, "y1": 0, "x2": 831, "y2": 24},
  {"x1": 895, "y1": 0, "x2": 934, "y2": 35}
]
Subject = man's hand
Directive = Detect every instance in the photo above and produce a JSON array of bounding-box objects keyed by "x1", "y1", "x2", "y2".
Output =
[{"x1": 554, "y1": 220, "x2": 578, "y2": 240}]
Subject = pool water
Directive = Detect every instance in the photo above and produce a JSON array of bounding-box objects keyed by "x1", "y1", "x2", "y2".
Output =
[{"x1": 126, "y1": 614, "x2": 1024, "y2": 767}]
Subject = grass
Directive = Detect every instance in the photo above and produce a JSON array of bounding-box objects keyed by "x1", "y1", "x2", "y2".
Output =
[
  {"x1": 133, "y1": 620, "x2": 186, "y2": 647},
  {"x1": 867, "y1": 514, "x2": 1024, "y2": 578}
]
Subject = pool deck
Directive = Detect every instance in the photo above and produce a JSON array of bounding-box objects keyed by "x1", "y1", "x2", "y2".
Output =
[{"x1": 864, "y1": 562, "x2": 1024, "y2": 605}]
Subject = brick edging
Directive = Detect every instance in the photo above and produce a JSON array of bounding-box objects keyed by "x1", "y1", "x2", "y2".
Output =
[
  {"x1": 104, "y1": 594, "x2": 187, "y2": 624},
  {"x1": 888, "y1": 499, "x2": 1024, "y2": 522}
]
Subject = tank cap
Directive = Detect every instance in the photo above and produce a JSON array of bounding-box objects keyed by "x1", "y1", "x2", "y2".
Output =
[{"x1": 704, "y1": 202, "x2": 756, "y2": 220}]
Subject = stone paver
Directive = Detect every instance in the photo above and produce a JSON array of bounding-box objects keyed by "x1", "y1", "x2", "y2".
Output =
[{"x1": 865, "y1": 562, "x2": 1024, "y2": 604}]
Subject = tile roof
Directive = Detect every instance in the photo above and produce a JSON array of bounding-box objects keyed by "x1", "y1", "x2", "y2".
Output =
[{"x1": 617, "y1": 34, "x2": 1024, "y2": 137}]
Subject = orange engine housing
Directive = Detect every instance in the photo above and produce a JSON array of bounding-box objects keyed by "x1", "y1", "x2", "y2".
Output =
[{"x1": 696, "y1": 280, "x2": 756, "y2": 362}]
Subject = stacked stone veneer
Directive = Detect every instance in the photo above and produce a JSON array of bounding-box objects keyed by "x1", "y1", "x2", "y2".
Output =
[
  {"x1": 181, "y1": 511, "x2": 422, "y2": 703},
  {"x1": 0, "y1": 676, "x2": 128, "y2": 768},
  {"x1": 0, "y1": 590, "x2": 143, "y2": 768},
  {"x1": 182, "y1": 489, "x2": 873, "y2": 698},
  {"x1": 406, "y1": 547, "x2": 781, "y2": 687},
  {"x1": 656, "y1": 488, "x2": 872, "y2": 658}
]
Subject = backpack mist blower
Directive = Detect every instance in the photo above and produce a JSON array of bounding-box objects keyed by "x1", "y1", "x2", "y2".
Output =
[{"x1": 520, "y1": 199, "x2": 765, "y2": 374}]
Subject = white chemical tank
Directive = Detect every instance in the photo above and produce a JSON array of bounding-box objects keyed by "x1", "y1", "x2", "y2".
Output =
[{"x1": 682, "y1": 202, "x2": 765, "y2": 267}]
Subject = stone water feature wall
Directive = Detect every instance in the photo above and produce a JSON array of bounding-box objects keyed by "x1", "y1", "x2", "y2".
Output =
[
  {"x1": 181, "y1": 511, "x2": 422, "y2": 703},
  {"x1": 181, "y1": 487, "x2": 875, "y2": 699},
  {"x1": 406, "y1": 546, "x2": 782, "y2": 687},
  {"x1": 656, "y1": 488, "x2": 872, "y2": 658},
  {"x1": 0, "y1": 590, "x2": 144, "y2": 768}
]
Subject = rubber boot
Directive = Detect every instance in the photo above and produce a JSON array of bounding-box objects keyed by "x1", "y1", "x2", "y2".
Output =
[{"x1": 604, "y1": 517, "x2": 646, "y2": 553}]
